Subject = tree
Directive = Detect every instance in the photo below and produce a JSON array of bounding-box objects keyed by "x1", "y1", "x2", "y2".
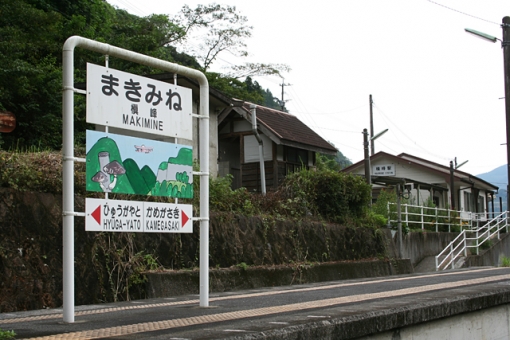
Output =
[
  {"x1": 316, "y1": 147, "x2": 352, "y2": 171},
  {"x1": 0, "y1": 0, "x2": 65, "y2": 148},
  {"x1": 0, "y1": 0, "x2": 290, "y2": 150},
  {"x1": 0, "y1": 0, "x2": 198, "y2": 150},
  {"x1": 227, "y1": 63, "x2": 291, "y2": 79},
  {"x1": 172, "y1": 4, "x2": 290, "y2": 79},
  {"x1": 173, "y1": 4, "x2": 251, "y2": 72}
]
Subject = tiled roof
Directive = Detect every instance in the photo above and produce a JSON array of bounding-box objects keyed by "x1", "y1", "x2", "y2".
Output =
[{"x1": 242, "y1": 103, "x2": 337, "y2": 153}]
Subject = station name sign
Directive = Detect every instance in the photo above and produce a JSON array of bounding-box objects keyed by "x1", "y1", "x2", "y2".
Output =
[
  {"x1": 86, "y1": 63, "x2": 192, "y2": 140},
  {"x1": 372, "y1": 164, "x2": 395, "y2": 176}
]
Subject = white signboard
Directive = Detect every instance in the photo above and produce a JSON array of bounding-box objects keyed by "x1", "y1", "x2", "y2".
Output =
[
  {"x1": 86, "y1": 63, "x2": 193, "y2": 140},
  {"x1": 372, "y1": 164, "x2": 396, "y2": 176},
  {"x1": 85, "y1": 198, "x2": 193, "y2": 233}
]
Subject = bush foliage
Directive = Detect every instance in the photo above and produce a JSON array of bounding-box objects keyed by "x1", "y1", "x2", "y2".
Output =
[{"x1": 0, "y1": 151, "x2": 372, "y2": 225}]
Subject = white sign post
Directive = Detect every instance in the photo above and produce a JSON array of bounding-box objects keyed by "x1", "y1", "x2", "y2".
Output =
[{"x1": 62, "y1": 36, "x2": 210, "y2": 323}]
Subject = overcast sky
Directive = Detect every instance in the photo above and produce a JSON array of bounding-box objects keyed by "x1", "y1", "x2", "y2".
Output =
[{"x1": 107, "y1": 0, "x2": 509, "y2": 181}]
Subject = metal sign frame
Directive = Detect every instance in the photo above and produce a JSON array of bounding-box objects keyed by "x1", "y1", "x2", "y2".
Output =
[{"x1": 62, "y1": 36, "x2": 210, "y2": 323}]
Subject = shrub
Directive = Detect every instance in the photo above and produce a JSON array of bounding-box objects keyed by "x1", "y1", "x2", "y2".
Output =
[
  {"x1": 0, "y1": 149, "x2": 86, "y2": 194},
  {"x1": 282, "y1": 168, "x2": 371, "y2": 223},
  {"x1": 209, "y1": 175, "x2": 255, "y2": 214},
  {"x1": 372, "y1": 189, "x2": 397, "y2": 223}
]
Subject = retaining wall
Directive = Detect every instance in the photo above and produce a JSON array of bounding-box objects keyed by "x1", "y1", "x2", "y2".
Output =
[
  {"x1": 399, "y1": 231, "x2": 459, "y2": 267},
  {"x1": 145, "y1": 258, "x2": 413, "y2": 298},
  {"x1": 466, "y1": 232, "x2": 510, "y2": 267}
]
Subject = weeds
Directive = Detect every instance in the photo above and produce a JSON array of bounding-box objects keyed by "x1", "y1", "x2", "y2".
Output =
[
  {"x1": 236, "y1": 262, "x2": 249, "y2": 271},
  {"x1": 0, "y1": 328, "x2": 15, "y2": 340},
  {"x1": 92, "y1": 233, "x2": 161, "y2": 302},
  {"x1": 480, "y1": 239, "x2": 493, "y2": 250}
]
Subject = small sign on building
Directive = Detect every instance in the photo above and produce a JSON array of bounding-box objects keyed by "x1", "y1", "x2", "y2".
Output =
[{"x1": 373, "y1": 164, "x2": 396, "y2": 176}]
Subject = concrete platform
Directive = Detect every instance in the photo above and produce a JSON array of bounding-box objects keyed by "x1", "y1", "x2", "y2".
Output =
[{"x1": 2, "y1": 267, "x2": 510, "y2": 339}]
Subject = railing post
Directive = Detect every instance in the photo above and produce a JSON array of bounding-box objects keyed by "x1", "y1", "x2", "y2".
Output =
[
  {"x1": 506, "y1": 212, "x2": 509, "y2": 233},
  {"x1": 405, "y1": 204, "x2": 408, "y2": 229},
  {"x1": 451, "y1": 243, "x2": 455, "y2": 269},
  {"x1": 435, "y1": 256, "x2": 438, "y2": 271},
  {"x1": 448, "y1": 208, "x2": 451, "y2": 232},
  {"x1": 435, "y1": 206, "x2": 439, "y2": 232},
  {"x1": 387, "y1": 201, "x2": 390, "y2": 226},
  {"x1": 448, "y1": 208, "x2": 452, "y2": 232},
  {"x1": 421, "y1": 205, "x2": 424, "y2": 230},
  {"x1": 464, "y1": 234, "x2": 467, "y2": 256},
  {"x1": 476, "y1": 229, "x2": 479, "y2": 255}
]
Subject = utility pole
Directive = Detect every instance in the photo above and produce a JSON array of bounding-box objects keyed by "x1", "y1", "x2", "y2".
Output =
[
  {"x1": 363, "y1": 128, "x2": 371, "y2": 185},
  {"x1": 369, "y1": 94, "x2": 375, "y2": 155},
  {"x1": 449, "y1": 161, "x2": 455, "y2": 210},
  {"x1": 502, "y1": 17, "x2": 510, "y2": 211},
  {"x1": 279, "y1": 79, "x2": 291, "y2": 111}
]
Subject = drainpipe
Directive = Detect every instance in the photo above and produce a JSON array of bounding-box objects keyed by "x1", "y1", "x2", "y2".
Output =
[{"x1": 250, "y1": 104, "x2": 266, "y2": 195}]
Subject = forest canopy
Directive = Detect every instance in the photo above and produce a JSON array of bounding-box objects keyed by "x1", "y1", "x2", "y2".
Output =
[{"x1": 0, "y1": 0, "x2": 289, "y2": 150}]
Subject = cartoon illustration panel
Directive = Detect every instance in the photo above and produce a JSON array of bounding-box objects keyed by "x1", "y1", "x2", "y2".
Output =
[{"x1": 86, "y1": 130, "x2": 193, "y2": 198}]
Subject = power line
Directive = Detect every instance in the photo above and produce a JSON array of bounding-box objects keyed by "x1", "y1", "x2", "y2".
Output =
[
  {"x1": 108, "y1": 0, "x2": 147, "y2": 17},
  {"x1": 290, "y1": 104, "x2": 368, "y2": 116},
  {"x1": 309, "y1": 126, "x2": 359, "y2": 134},
  {"x1": 425, "y1": 0, "x2": 501, "y2": 26},
  {"x1": 373, "y1": 103, "x2": 452, "y2": 161}
]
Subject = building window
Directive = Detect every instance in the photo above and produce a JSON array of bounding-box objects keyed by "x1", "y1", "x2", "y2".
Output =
[
  {"x1": 464, "y1": 192, "x2": 473, "y2": 212},
  {"x1": 285, "y1": 147, "x2": 308, "y2": 174},
  {"x1": 432, "y1": 196, "x2": 439, "y2": 207},
  {"x1": 478, "y1": 195, "x2": 485, "y2": 213},
  {"x1": 286, "y1": 147, "x2": 308, "y2": 164}
]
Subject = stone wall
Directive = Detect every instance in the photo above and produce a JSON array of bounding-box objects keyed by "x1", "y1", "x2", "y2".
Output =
[
  {"x1": 146, "y1": 258, "x2": 412, "y2": 298},
  {"x1": 0, "y1": 188, "x2": 400, "y2": 312}
]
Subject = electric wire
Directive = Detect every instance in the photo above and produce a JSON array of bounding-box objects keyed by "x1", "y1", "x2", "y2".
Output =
[
  {"x1": 290, "y1": 104, "x2": 368, "y2": 116},
  {"x1": 109, "y1": 0, "x2": 148, "y2": 17},
  {"x1": 425, "y1": 0, "x2": 501, "y2": 26},
  {"x1": 373, "y1": 103, "x2": 452, "y2": 162}
]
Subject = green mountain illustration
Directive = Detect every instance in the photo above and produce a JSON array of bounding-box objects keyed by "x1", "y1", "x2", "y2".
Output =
[
  {"x1": 86, "y1": 136, "x2": 192, "y2": 198},
  {"x1": 123, "y1": 158, "x2": 151, "y2": 195},
  {"x1": 169, "y1": 147, "x2": 193, "y2": 165}
]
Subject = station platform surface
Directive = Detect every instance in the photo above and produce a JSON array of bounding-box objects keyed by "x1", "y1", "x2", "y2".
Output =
[{"x1": 2, "y1": 267, "x2": 510, "y2": 339}]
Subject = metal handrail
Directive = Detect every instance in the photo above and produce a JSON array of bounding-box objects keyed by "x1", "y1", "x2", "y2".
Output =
[
  {"x1": 436, "y1": 231, "x2": 467, "y2": 270},
  {"x1": 435, "y1": 212, "x2": 509, "y2": 271},
  {"x1": 387, "y1": 203, "x2": 488, "y2": 232}
]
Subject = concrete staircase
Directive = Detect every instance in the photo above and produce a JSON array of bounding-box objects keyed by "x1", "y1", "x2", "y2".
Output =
[{"x1": 414, "y1": 255, "x2": 466, "y2": 273}]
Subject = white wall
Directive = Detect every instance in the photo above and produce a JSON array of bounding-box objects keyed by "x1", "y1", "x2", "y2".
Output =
[
  {"x1": 244, "y1": 135, "x2": 272, "y2": 163},
  {"x1": 359, "y1": 303, "x2": 510, "y2": 340}
]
